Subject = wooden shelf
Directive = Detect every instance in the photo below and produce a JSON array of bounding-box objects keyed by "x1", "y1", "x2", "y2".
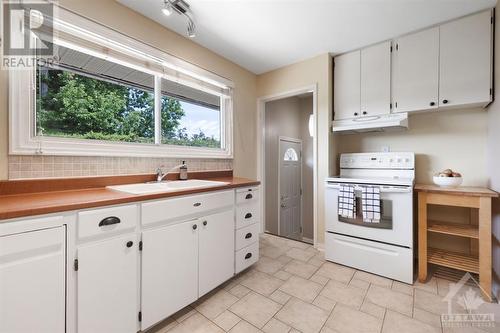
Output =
[
  {"x1": 427, "y1": 220, "x2": 479, "y2": 239},
  {"x1": 428, "y1": 248, "x2": 479, "y2": 274}
]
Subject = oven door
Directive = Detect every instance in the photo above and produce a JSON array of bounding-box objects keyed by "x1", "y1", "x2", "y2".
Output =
[{"x1": 325, "y1": 182, "x2": 413, "y2": 247}]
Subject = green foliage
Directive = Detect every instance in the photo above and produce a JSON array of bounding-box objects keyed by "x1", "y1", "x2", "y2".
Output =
[{"x1": 36, "y1": 67, "x2": 220, "y2": 148}]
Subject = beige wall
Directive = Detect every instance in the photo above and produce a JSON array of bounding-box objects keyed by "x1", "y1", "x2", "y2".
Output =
[
  {"x1": 257, "y1": 53, "x2": 334, "y2": 246},
  {"x1": 338, "y1": 108, "x2": 489, "y2": 186},
  {"x1": 0, "y1": 0, "x2": 258, "y2": 180}
]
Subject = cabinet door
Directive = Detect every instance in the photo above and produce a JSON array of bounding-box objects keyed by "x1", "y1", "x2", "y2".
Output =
[
  {"x1": 199, "y1": 209, "x2": 235, "y2": 296},
  {"x1": 439, "y1": 10, "x2": 492, "y2": 108},
  {"x1": 0, "y1": 227, "x2": 65, "y2": 333},
  {"x1": 77, "y1": 234, "x2": 138, "y2": 333},
  {"x1": 393, "y1": 27, "x2": 439, "y2": 113},
  {"x1": 333, "y1": 50, "x2": 361, "y2": 120},
  {"x1": 361, "y1": 41, "x2": 391, "y2": 116},
  {"x1": 141, "y1": 219, "x2": 199, "y2": 330}
]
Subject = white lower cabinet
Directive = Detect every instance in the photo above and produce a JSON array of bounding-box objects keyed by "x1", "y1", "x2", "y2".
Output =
[
  {"x1": 0, "y1": 226, "x2": 66, "y2": 333},
  {"x1": 199, "y1": 209, "x2": 235, "y2": 296},
  {"x1": 77, "y1": 234, "x2": 138, "y2": 333},
  {"x1": 141, "y1": 219, "x2": 199, "y2": 330}
]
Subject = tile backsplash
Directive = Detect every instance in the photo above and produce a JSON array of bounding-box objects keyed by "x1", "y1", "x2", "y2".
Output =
[{"x1": 8, "y1": 156, "x2": 233, "y2": 179}]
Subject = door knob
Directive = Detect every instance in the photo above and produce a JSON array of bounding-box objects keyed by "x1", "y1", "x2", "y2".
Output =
[
  {"x1": 429, "y1": 101, "x2": 435, "y2": 106},
  {"x1": 192, "y1": 224, "x2": 198, "y2": 230},
  {"x1": 203, "y1": 221, "x2": 207, "y2": 226},
  {"x1": 126, "y1": 241, "x2": 133, "y2": 248},
  {"x1": 442, "y1": 99, "x2": 448, "y2": 104}
]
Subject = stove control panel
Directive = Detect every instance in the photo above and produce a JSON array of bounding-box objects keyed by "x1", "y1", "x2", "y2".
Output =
[{"x1": 340, "y1": 152, "x2": 415, "y2": 169}]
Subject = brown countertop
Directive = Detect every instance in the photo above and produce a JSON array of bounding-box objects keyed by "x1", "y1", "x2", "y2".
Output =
[
  {"x1": 414, "y1": 184, "x2": 498, "y2": 197},
  {"x1": 0, "y1": 173, "x2": 260, "y2": 221}
]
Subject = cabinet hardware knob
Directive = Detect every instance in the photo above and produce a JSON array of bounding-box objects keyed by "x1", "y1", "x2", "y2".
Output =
[
  {"x1": 244, "y1": 213, "x2": 253, "y2": 219},
  {"x1": 126, "y1": 241, "x2": 133, "y2": 248},
  {"x1": 99, "y1": 216, "x2": 121, "y2": 227},
  {"x1": 430, "y1": 101, "x2": 435, "y2": 106},
  {"x1": 245, "y1": 233, "x2": 252, "y2": 239},
  {"x1": 203, "y1": 221, "x2": 207, "y2": 226},
  {"x1": 245, "y1": 253, "x2": 252, "y2": 260},
  {"x1": 442, "y1": 99, "x2": 448, "y2": 104},
  {"x1": 245, "y1": 193, "x2": 253, "y2": 199},
  {"x1": 354, "y1": 112, "x2": 358, "y2": 116},
  {"x1": 192, "y1": 224, "x2": 198, "y2": 230},
  {"x1": 193, "y1": 202, "x2": 201, "y2": 207},
  {"x1": 362, "y1": 111, "x2": 367, "y2": 115}
]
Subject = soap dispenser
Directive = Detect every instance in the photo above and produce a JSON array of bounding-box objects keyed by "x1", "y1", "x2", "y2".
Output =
[{"x1": 179, "y1": 161, "x2": 188, "y2": 180}]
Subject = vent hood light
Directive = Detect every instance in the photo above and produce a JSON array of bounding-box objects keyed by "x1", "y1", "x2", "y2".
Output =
[{"x1": 332, "y1": 113, "x2": 409, "y2": 134}]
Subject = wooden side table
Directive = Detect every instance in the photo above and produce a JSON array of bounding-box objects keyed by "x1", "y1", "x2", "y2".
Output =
[{"x1": 416, "y1": 184, "x2": 498, "y2": 302}]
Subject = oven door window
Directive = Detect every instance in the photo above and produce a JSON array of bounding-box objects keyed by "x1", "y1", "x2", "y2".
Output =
[{"x1": 338, "y1": 188, "x2": 393, "y2": 229}]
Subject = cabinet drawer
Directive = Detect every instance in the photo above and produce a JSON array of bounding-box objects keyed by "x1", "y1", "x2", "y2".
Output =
[
  {"x1": 142, "y1": 190, "x2": 235, "y2": 226},
  {"x1": 236, "y1": 201, "x2": 259, "y2": 229},
  {"x1": 235, "y1": 242, "x2": 259, "y2": 274},
  {"x1": 235, "y1": 223, "x2": 260, "y2": 251},
  {"x1": 78, "y1": 205, "x2": 137, "y2": 241},
  {"x1": 236, "y1": 188, "x2": 259, "y2": 205}
]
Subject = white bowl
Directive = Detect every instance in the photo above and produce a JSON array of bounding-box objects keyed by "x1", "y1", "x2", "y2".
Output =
[{"x1": 433, "y1": 176, "x2": 463, "y2": 188}]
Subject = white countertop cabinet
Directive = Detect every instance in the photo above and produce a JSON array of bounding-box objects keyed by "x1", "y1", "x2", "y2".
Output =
[{"x1": 0, "y1": 186, "x2": 260, "y2": 333}]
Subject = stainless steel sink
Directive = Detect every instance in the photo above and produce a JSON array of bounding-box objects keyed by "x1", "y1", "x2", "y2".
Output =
[{"x1": 107, "y1": 179, "x2": 229, "y2": 195}]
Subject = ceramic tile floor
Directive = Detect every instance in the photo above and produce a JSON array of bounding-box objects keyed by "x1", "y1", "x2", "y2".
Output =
[{"x1": 148, "y1": 233, "x2": 500, "y2": 333}]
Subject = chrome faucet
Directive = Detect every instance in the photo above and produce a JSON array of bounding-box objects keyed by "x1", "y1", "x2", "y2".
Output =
[{"x1": 155, "y1": 164, "x2": 185, "y2": 182}]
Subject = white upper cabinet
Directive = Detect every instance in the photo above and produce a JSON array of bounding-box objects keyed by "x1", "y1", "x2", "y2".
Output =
[
  {"x1": 439, "y1": 10, "x2": 492, "y2": 108},
  {"x1": 334, "y1": 50, "x2": 361, "y2": 120},
  {"x1": 393, "y1": 27, "x2": 439, "y2": 113},
  {"x1": 360, "y1": 41, "x2": 392, "y2": 117}
]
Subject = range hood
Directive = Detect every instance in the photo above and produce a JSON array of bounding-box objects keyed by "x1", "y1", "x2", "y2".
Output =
[{"x1": 332, "y1": 113, "x2": 408, "y2": 134}]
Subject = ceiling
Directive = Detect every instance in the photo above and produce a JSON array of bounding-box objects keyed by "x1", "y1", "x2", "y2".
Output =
[{"x1": 117, "y1": 0, "x2": 497, "y2": 74}]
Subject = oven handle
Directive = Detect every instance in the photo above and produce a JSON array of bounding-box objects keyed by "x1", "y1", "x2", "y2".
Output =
[{"x1": 326, "y1": 184, "x2": 412, "y2": 193}]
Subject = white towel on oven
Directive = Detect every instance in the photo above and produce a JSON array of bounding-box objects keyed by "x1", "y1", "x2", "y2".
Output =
[
  {"x1": 362, "y1": 186, "x2": 381, "y2": 223},
  {"x1": 338, "y1": 184, "x2": 356, "y2": 219}
]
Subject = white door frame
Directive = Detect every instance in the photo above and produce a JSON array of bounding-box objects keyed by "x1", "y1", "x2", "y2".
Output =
[
  {"x1": 257, "y1": 84, "x2": 318, "y2": 247},
  {"x1": 277, "y1": 136, "x2": 303, "y2": 238}
]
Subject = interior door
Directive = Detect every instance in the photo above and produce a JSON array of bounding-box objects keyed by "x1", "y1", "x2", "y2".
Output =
[
  {"x1": 279, "y1": 138, "x2": 302, "y2": 240},
  {"x1": 439, "y1": 10, "x2": 492, "y2": 107},
  {"x1": 77, "y1": 234, "x2": 138, "y2": 333},
  {"x1": 0, "y1": 227, "x2": 66, "y2": 333},
  {"x1": 199, "y1": 209, "x2": 235, "y2": 296},
  {"x1": 141, "y1": 219, "x2": 199, "y2": 330},
  {"x1": 333, "y1": 50, "x2": 361, "y2": 120},
  {"x1": 392, "y1": 27, "x2": 439, "y2": 113},
  {"x1": 360, "y1": 41, "x2": 391, "y2": 117}
]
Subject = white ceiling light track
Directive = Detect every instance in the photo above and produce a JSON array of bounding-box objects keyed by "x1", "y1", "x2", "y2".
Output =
[{"x1": 162, "y1": 0, "x2": 196, "y2": 38}]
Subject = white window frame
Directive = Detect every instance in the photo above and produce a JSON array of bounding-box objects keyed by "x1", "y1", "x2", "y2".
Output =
[{"x1": 9, "y1": 8, "x2": 233, "y2": 159}]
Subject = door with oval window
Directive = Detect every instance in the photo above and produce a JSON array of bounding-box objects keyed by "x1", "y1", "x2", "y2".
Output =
[{"x1": 279, "y1": 137, "x2": 302, "y2": 241}]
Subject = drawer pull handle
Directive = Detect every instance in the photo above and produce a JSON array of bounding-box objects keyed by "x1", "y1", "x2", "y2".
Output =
[
  {"x1": 126, "y1": 241, "x2": 133, "y2": 248},
  {"x1": 245, "y1": 253, "x2": 252, "y2": 260},
  {"x1": 245, "y1": 233, "x2": 252, "y2": 239},
  {"x1": 99, "y1": 216, "x2": 121, "y2": 227},
  {"x1": 245, "y1": 194, "x2": 253, "y2": 200},
  {"x1": 193, "y1": 202, "x2": 202, "y2": 207},
  {"x1": 245, "y1": 213, "x2": 253, "y2": 219}
]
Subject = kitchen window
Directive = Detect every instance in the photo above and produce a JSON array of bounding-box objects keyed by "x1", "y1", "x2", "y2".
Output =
[{"x1": 10, "y1": 8, "x2": 233, "y2": 158}]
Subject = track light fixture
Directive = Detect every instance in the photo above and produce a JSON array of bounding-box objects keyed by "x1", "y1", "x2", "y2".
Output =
[{"x1": 161, "y1": 0, "x2": 197, "y2": 38}]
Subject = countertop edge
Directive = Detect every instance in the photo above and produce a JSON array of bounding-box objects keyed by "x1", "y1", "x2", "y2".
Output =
[{"x1": 0, "y1": 178, "x2": 260, "y2": 221}]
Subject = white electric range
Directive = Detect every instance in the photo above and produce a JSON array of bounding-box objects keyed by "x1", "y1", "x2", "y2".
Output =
[{"x1": 325, "y1": 152, "x2": 415, "y2": 284}]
